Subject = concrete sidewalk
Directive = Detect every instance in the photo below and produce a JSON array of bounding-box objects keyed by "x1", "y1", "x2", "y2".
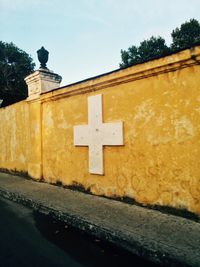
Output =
[{"x1": 0, "y1": 172, "x2": 199, "y2": 267}]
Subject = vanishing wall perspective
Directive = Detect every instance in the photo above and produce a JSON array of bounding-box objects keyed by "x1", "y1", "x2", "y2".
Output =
[{"x1": 0, "y1": 46, "x2": 200, "y2": 215}]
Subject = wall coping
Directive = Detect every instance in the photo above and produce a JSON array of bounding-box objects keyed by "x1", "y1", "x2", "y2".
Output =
[{"x1": 35, "y1": 45, "x2": 200, "y2": 103}]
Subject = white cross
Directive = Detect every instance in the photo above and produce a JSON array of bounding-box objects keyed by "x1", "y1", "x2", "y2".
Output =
[{"x1": 73, "y1": 94, "x2": 123, "y2": 175}]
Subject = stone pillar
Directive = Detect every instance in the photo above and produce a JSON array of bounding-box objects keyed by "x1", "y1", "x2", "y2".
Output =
[
  {"x1": 24, "y1": 68, "x2": 62, "y2": 180},
  {"x1": 25, "y1": 68, "x2": 62, "y2": 101}
]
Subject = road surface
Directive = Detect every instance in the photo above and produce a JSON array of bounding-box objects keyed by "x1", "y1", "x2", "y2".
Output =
[{"x1": 0, "y1": 197, "x2": 158, "y2": 267}]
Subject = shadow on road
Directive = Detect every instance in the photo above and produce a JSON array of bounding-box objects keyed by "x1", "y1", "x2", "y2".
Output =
[{"x1": 34, "y1": 211, "x2": 159, "y2": 267}]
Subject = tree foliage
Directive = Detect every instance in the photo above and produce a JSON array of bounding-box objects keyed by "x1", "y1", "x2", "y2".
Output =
[
  {"x1": 0, "y1": 41, "x2": 35, "y2": 107},
  {"x1": 171, "y1": 19, "x2": 200, "y2": 50},
  {"x1": 120, "y1": 36, "x2": 169, "y2": 68},
  {"x1": 120, "y1": 19, "x2": 200, "y2": 68}
]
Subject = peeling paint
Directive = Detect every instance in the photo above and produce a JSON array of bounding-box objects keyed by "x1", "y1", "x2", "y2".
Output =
[
  {"x1": 175, "y1": 116, "x2": 194, "y2": 139},
  {"x1": 134, "y1": 100, "x2": 155, "y2": 124}
]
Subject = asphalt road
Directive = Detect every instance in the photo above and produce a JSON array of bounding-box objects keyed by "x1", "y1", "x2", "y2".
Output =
[{"x1": 0, "y1": 197, "x2": 158, "y2": 267}]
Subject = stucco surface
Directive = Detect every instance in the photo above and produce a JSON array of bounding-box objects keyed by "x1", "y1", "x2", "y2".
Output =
[
  {"x1": 0, "y1": 101, "x2": 28, "y2": 172},
  {"x1": 0, "y1": 47, "x2": 200, "y2": 214},
  {"x1": 41, "y1": 66, "x2": 200, "y2": 214}
]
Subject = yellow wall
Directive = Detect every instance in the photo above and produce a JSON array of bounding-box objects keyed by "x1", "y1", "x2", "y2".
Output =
[
  {"x1": 0, "y1": 46, "x2": 200, "y2": 214},
  {"x1": 0, "y1": 101, "x2": 28, "y2": 172}
]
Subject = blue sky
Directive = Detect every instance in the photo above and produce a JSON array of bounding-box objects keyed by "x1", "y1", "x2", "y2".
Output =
[{"x1": 1, "y1": 0, "x2": 200, "y2": 86}]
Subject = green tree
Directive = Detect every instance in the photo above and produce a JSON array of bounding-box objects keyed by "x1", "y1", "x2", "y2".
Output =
[
  {"x1": 119, "y1": 19, "x2": 200, "y2": 68},
  {"x1": 138, "y1": 36, "x2": 170, "y2": 62},
  {"x1": 120, "y1": 46, "x2": 140, "y2": 68},
  {"x1": 0, "y1": 41, "x2": 35, "y2": 107},
  {"x1": 171, "y1": 19, "x2": 200, "y2": 51},
  {"x1": 119, "y1": 36, "x2": 169, "y2": 68}
]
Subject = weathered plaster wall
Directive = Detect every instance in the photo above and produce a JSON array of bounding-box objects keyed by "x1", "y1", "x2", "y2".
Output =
[
  {"x1": 27, "y1": 101, "x2": 42, "y2": 179},
  {"x1": 41, "y1": 48, "x2": 200, "y2": 215},
  {"x1": 0, "y1": 101, "x2": 28, "y2": 172},
  {"x1": 0, "y1": 47, "x2": 199, "y2": 214}
]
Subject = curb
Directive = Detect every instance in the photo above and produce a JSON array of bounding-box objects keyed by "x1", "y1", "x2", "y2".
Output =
[{"x1": 0, "y1": 187, "x2": 196, "y2": 267}]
